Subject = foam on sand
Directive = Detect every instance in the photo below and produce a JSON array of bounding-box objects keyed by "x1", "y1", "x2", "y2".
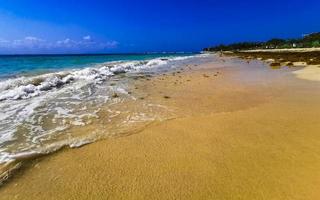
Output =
[
  {"x1": 2, "y1": 55, "x2": 320, "y2": 199},
  {"x1": 0, "y1": 54, "x2": 210, "y2": 178}
]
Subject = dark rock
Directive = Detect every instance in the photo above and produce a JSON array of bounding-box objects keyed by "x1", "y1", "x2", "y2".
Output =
[{"x1": 112, "y1": 93, "x2": 119, "y2": 98}]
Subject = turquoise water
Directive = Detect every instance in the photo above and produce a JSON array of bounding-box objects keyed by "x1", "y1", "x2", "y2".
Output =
[{"x1": 0, "y1": 53, "x2": 194, "y2": 79}]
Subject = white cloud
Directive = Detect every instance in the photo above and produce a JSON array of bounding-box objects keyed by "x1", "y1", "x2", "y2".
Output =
[
  {"x1": 102, "y1": 41, "x2": 119, "y2": 48},
  {"x1": 8, "y1": 36, "x2": 47, "y2": 49},
  {"x1": 83, "y1": 35, "x2": 91, "y2": 40},
  {"x1": 0, "y1": 38, "x2": 9, "y2": 43},
  {"x1": 0, "y1": 36, "x2": 119, "y2": 52},
  {"x1": 56, "y1": 38, "x2": 71, "y2": 44},
  {"x1": 0, "y1": 38, "x2": 10, "y2": 47},
  {"x1": 56, "y1": 38, "x2": 76, "y2": 48},
  {"x1": 24, "y1": 36, "x2": 45, "y2": 42}
]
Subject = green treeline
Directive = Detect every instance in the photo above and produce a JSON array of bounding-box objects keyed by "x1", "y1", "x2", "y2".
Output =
[{"x1": 204, "y1": 32, "x2": 320, "y2": 52}]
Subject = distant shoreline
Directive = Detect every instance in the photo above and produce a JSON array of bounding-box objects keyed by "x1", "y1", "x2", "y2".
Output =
[
  {"x1": 203, "y1": 47, "x2": 320, "y2": 54},
  {"x1": 203, "y1": 32, "x2": 320, "y2": 52},
  {"x1": 220, "y1": 48, "x2": 320, "y2": 81},
  {"x1": 239, "y1": 47, "x2": 320, "y2": 53},
  {"x1": 220, "y1": 48, "x2": 320, "y2": 66},
  {"x1": 0, "y1": 52, "x2": 199, "y2": 57}
]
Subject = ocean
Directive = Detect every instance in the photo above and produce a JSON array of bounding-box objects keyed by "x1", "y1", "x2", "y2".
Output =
[{"x1": 0, "y1": 53, "x2": 211, "y2": 175}]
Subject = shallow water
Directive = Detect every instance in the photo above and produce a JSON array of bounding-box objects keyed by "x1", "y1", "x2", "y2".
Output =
[
  {"x1": 0, "y1": 54, "x2": 194, "y2": 79},
  {"x1": 0, "y1": 53, "x2": 212, "y2": 181}
]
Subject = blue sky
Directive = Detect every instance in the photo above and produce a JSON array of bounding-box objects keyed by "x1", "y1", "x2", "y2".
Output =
[{"x1": 0, "y1": 0, "x2": 319, "y2": 54}]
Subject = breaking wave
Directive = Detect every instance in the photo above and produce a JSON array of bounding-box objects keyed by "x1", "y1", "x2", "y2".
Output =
[{"x1": 0, "y1": 54, "x2": 209, "y2": 168}]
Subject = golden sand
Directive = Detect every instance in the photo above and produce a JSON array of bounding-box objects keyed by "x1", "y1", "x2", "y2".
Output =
[
  {"x1": 1, "y1": 57, "x2": 320, "y2": 199},
  {"x1": 293, "y1": 65, "x2": 320, "y2": 81}
]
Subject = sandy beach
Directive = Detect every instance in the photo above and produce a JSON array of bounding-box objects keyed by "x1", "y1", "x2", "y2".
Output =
[{"x1": 1, "y1": 55, "x2": 320, "y2": 199}]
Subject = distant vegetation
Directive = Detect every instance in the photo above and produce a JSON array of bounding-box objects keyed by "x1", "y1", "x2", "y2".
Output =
[{"x1": 204, "y1": 32, "x2": 320, "y2": 52}]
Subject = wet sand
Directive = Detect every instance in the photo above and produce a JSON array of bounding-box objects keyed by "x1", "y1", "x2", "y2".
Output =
[{"x1": 1, "y1": 56, "x2": 320, "y2": 199}]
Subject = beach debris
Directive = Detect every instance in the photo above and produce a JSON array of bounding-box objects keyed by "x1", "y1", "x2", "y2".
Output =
[
  {"x1": 112, "y1": 93, "x2": 119, "y2": 98},
  {"x1": 163, "y1": 95, "x2": 170, "y2": 99},
  {"x1": 226, "y1": 51, "x2": 320, "y2": 67},
  {"x1": 293, "y1": 62, "x2": 307, "y2": 67},
  {"x1": 270, "y1": 62, "x2": 281, "y2": 67},
  {"x1": 113, "y1": 70, "x2": 126, "y2": 75},
  {"x1": 287, "y1": 62, "x2": 294, "y2": 67},
  {"x1": 266, "y1": 58, "x2": 275, "y2": 63},
  {"x1": 307, "y1": 59, "x2": 320, "y2": 65},
  {"x1": 31, "y1": 78, "x2": 44, "y2": 86},
  {"x1": 270, "y1": 62, "x2": 282, "y2": 69}
]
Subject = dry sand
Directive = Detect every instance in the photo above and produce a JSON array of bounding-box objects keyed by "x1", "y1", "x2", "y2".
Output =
[
  {"x1": 293, "y1": 65, "x2": 320, "y2": 81},
  {"x1": 1, "y1": 57, "x2": 320, "y2": 200}
]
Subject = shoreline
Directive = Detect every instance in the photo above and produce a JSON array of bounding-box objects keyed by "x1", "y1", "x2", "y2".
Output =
[
  {"x1": 240, "y1": 47, "x2": 320, "y2": 53},
  {"x1": 1, "y1": 55, "x2": 320, "y2": 199},
  {"x1": 0, "y1": 53, "x2": 207, "y2": 184},
  {"x1": 223, "y1": 50, "x2": 320, "y2": 65},
  {"x1": 221, "y1": 50, "x2": 320, "y2": 81}
]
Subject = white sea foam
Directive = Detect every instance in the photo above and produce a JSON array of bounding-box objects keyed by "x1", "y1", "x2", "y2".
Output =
[
  {"x1": 0, "y1": 54, "x2": 209, "y2": 166},
  {"x1": 0, "y1": 54, "x2": 201, "y2": 102}
]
